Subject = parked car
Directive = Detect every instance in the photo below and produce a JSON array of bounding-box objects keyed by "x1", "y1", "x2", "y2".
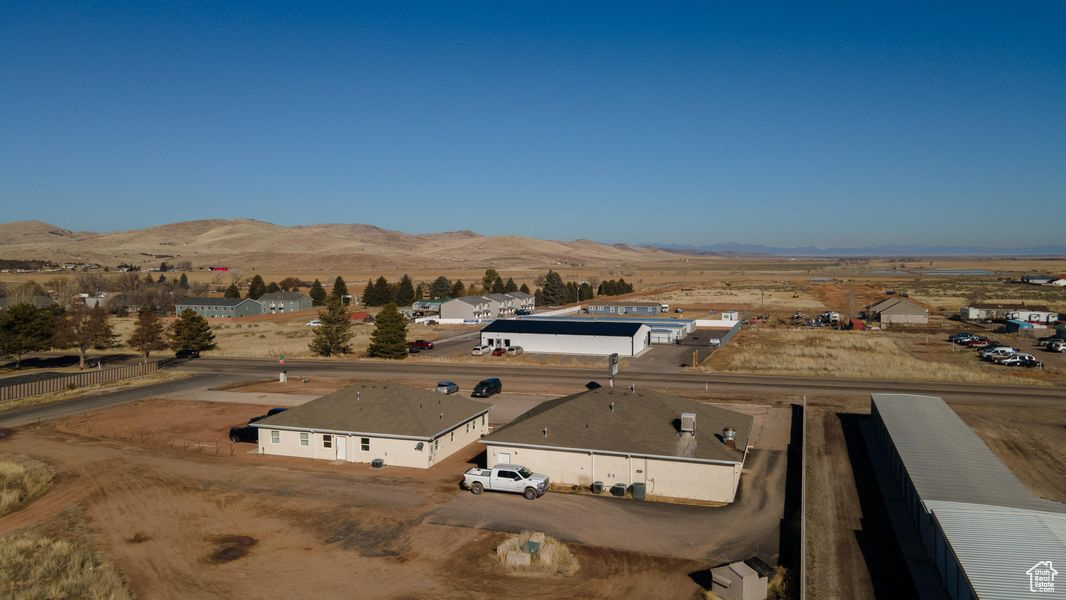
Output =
[
  {"x1": 471, "y1": 345, "x2": 492, "y2": 356},
  {"x1": 175, "y1": 348, "x2": 200, "y2": 359},
  {"x1": 998, "y1": 354, "x2": 1043, "y2": 368},
  {"x1": 228, "y1": 426, "x2": 259, "y2": 443},
  {"x1": 462, "y1": 464, "x2": 549, "y2": 500},
  {"x1": 506, "y1": 346, "x2": 524, "y2": 356},
  {"x1": 949, "y1": 332, "x2": 975, "y2": 343},
  {"x1": 409, "y1": 339, "x2": 435, "y2": 350},
  {"x1": 491, "y1": 347, "x2": 507, "y2": 357},
  {"x1": 963, "y1": 338, "x2": 989, "y2": 348},
  {"x1": 248, "y1": 407, "x2": 287, "y2": 424},
  {"x1": 436, "y1": 381, "x2": 459, "y2": 395},
  {"x1": 472, "y1": 377, "x2": 502, "y2": 398},
  {"x1": 1047, "y1": 340, "x2": 1066, "y2": 352},
  {"x1": 674, "y1": 308, "x2": 684, "y2": 314},
  {"x1": 306, "y1": 319, "x2": 322, "y2": 327},
  {"x1": 981, "y1": 347, "x2": 1018, "y2": 361}
]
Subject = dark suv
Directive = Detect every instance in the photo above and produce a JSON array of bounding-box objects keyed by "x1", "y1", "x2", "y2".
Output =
[{"x1": 472, "y1": 377, "x2": 502, "y2": 398}]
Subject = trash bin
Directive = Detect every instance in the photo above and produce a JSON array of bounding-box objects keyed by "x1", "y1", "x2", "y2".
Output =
[
  {"x1": 632, "y1": 482, "x2": 646, "y2": 501},
  {"x1": 591, "y1": 481, "x2": 604, "y2": 494},
  {"x1": 610, "y1": 483, "x2": 627, "y2": 497},
  {"x1": 371, "y1": 459, "x2": 385, "y2": 469}
]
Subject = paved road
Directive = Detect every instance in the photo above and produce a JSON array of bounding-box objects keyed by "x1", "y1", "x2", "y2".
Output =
[
  {"x1": 173, "y1": 357, "x2": 1066, "y2": 405},
  {"x1": 0, "y1": 373, "x2": 241, "y2": 429}
]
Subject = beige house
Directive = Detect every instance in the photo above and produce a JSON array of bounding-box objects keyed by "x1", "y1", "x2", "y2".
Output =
[
  {"x1": 253, "y1": 384, "x2": 490, "y2": 469},
  {"x1": 868, "y1": 297, "x2": 928, "y2": 325},
  {"x1": 480, "y1": 388, "x2": 753, "y2": 504}
]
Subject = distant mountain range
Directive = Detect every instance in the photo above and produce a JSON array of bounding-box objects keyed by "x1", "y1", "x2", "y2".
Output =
[{"x1": 652, "y1": 242, "x2": 1066, "y2": 257}]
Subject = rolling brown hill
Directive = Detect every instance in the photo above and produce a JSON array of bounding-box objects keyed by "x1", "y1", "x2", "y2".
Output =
[{"x1": 0, "y1": 219, "x2": 688, "y2": 271}]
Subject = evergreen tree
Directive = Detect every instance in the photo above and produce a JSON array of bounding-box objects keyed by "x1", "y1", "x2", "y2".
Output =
[
  {"x1": 519, "y1": 283, "x2": 530, "y2": 294},
  {"x1": 178, "y1": 273, "x2": 189, "y2": 289},
  {"x1": 309, "y1": 279, "x2": 327, "y2": 306},
  {"x1": 541, "y1": 270, "x2": 567, "y2": 305},
  {"x1": 366, "y1": 303, "x2": 408, "y2": 359},
  {"x1": 168, "y1": 309, "x2": 217, "y2": 352},
  {"x1": 144, "y1": 273, "x2": 155, "y2": 287},
  {"x1": 429, "y1": 276, "x2": 452, "y2": 299},
  {"x1": 332, "y1": 276, "x2": 348, "y2": 301},
  {"x1": 128, "y1": 303, "x2": 167, "y2": 362},
  {"x1": 0, "y1": 304, "x2": 57, "y2": 368},
  {"x1": 414, "y1": 283, "x2": 425, "y2": 300},
  {"x1": 504, "y1": 277, "x2": 518, "y2": 293},
  {"x1": 491, "y1": 277, "x2": 506, "y2": 294},
  {"x1": 247, "y1": 274, "x2": 267, "y2": 299},
  {"x1": 278, "y1": 277, "x2": 304, "y2": 292},
  {"x1": 265, "y1": 281, "x2": 280, "y2": 294},
  {"x1": 482, "y1": 268, "x2": 500, "y2": 291},
  {"x1": 157, "y1": 274, "x2": 167, "y2": 284},
  {"x1": 371, "y1": 276, "x2": 392, "y2": 306},
  {"x1": 564, "y1": 281, "x2": 579, "y2": 303},
  {"x1": 362, "y1": 279, "x2": 376, "y2": 306},
  {"x1": 579, "y1": 282, "x2": 594, "y2": 301},
  {"x1": 395, "y1": 274, "x2": 416, "y2": 306},
  {"x1": 533, "y1": 288, "x2": 545, "y2": 306},
  {"x1": 224, "y1": 283, "x2": 241, "y2": 299},
  {"x1": 308, "y1": 295, "x2": 353, "y2": 357},
  {"x1": 451, "y1": 280, "x2": 466, "y2": 298},
  {"x1": 54, "y1": 304, "x2": 115, "y2": 369}
]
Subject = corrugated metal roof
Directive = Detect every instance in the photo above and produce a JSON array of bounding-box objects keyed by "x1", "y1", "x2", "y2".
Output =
[
  {"x1": 519, "y1": 315, "x2": 693, "y2": 329},
  {"x1": 928, "y1": 501, "x2": 1066, "y2": 600},
  {"x1": 481, "y1": 320, "x2": 646, "y2": 337},
  {"x1": 871, "y1": 394, "x2": 1066, "y2": 513}
]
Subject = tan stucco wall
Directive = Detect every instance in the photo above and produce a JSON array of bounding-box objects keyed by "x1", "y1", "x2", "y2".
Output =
[
  {"x1": 257, "y1": 412, "x2": 488, "y2": 469},
  {"x1": 484, "y1": 444, "x2": 742, "y2": 503}
]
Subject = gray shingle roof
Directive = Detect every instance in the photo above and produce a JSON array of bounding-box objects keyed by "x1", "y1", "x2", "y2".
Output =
[
  {"x1": 454, "y1": 295, "x2": 491, "y2": 306},
  {"x1": 487, "y1": 294, "x2": 514, "y2": 303},
  {"x1": 506, "y1": 291, "x2": 533, "y2": 300},
  {"x1": 871, "y1": 394, "x2": 1066, "y2": 513},
  {"x1": 257, "y1": 291, "x2": 308, "y2": 303},
  {"x1": 483, "y1": 388, "x2": 752, "y2": 463},
  {"x1": 253, "y1": 384, "x2": 490, "y2": 440},
  {"x1": 175, "y1": 297, "x2": 252, "y2": 307}
]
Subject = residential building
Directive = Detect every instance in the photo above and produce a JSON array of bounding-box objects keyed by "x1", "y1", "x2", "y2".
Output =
[
  {"x1": 174, "y1": 297, "x2": 261, "y2": 318},
  {"x1": 867, "y1": 297, "x2": 928, "y2": 325},
  {"x1": 480, "y1": 319, "x2": 651, "y2": 356},
  {"x1": 961, "y1": 303, "x2": 1057, "y2": 323},
  {"x1": 481, "y1": 388, "x2": 754, "y2": 503},
  {"x1": 253, "y1": 384, "x2": 491, "y2": 469},
  {"x1": 440, "y1": 295, "x2": 493, "y2": 321},
  {"x1": 487, "y1": 293, "x2": 517, "y2": 317},
  {"x1": 507, "y1": 290, "x2": 535, "y2": 313},
  {"x1": 1021, "y1": 275, "x2": 1056, "y2": 285},
  {"x1": 586, "y1": 301, "x2": 662, "y2": 316},
  {"x1": 255, "y1": 291, "x2": 312, "y2": 314}
]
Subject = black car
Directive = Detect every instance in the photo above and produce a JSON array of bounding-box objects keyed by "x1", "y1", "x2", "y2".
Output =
[
  {"x1": 248, "y1": 407, "x2": 287, "y2": 424},
  {"x1": 228, "y1": 425, "x2": 258, "y2": 443},
  {"x1": 175, "y1": 348, "x2": 200, "y2": 359},
  {"x1": 472, "y1": 377, "x2": 502, "y2": 398}
]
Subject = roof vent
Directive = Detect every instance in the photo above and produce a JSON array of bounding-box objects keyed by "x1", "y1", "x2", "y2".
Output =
[
  {"x1": 542, "y1": 427, "x2": 548, "y2": 438},
  {"x1": 680, "y1": 413, "x2": 696, "y2": 433},
  {"x1": 439, "y1": 412, "x2": 444, "y2": 421},
  {"x1": 722, "y1": 427, "x2": 737, "y2": 450},
  {"x1": 609, "y1": 402, "x2": 615, "y2": 413}
]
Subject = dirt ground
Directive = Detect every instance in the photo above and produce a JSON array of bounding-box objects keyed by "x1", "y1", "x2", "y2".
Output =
[{"x1": 0, "y1": 394, "x2": 798, "y2": 599}]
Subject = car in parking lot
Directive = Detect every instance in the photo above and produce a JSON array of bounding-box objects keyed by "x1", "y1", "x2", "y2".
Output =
[
  {"x1": 981, "y1": 347, "x2": 1018, "y2": 361},
  {"x1": 998, "y1": 354, "x2": 1043, "y2": 368},
  {"x1": 472, "y1": 377, "x2": 502, "y2": 398},
  {"x1": 949, "y1": 332, "x2": 975, "y2": 343},
  {"x1": 471, "y1": 345, "x2": 492, "y2": 356},
  {"x1": 306, "y1": 319, "x2": 322, "y2": 327},
  {"x1": 248, "y1": 408, "x2": 287, "y2": 424},
  {"x1": 491, "y1": 347, "x2": 507, "y2": 357},
  {"x1": 436, "y1": 381, "x2": 459, "y2": 394},
  {"x1": 228, "y1": 425, "x2": 259, "y2": 443},
  {"x1": 506, "y1": 346, "x2": 524, "y2": 356},
  {"x1": 409, "y1": 339, "x2": 435, "y2": 350},
  {"x1": 175, "y1": 348, "x2": 200, "y2": 359}
]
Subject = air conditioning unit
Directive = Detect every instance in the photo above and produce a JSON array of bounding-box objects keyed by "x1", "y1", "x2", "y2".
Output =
[{"x1": 680, "y1": 412, "x2": 696, "y2": 433}]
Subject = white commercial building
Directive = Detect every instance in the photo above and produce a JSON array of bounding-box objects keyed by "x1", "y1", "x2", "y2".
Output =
[
  {"x1": 480, "y1": 320, "x2": 651, "y2": 356},
  {"x1": 481, "y1": 388, "x2": 754, "y2": 504},
  {"x1": 252, "y1": 384, "x2": 490, "y2": 469}
]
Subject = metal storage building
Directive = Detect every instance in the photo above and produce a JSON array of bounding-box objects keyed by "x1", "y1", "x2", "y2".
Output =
[
  {"x1": 586, "y1": 301, "x2": 662, "y2": 316},
  {"x1": 869, "y1": 394, "x2": 1066, "y2": 599},
  {"x1": 480, "y1": 319, "x2": 651, "y2": 356},
  {"x1": 519, "y1": 315, "x2": 694, "y2": 344}
]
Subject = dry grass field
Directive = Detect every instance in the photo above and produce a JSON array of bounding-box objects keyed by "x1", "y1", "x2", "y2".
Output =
[
  {"x1": 704, "y1": 329, "x2": 1055, "y2": 384},
  {"x1": 0, "y1": 454, "x2": 54, "y2": 516},
  {"x1": 0, "y1": 533, "x2": 133, "y2": 600},
  {"x1": 641, "y1": 286, "x2": 826, "y2": 311}
]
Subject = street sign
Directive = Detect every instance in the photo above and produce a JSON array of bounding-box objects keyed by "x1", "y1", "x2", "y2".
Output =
[{"x1": 608, "y1": 353, "x2": 619, "y2": 377}]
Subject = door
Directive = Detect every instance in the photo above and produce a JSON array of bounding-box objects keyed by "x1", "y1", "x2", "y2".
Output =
[
  {"x1": 336, "y1": 436, "x2": 347, "y2": 461},
  {"x1": 498, "y1": 452, "x2": 511, "y2": 465}
]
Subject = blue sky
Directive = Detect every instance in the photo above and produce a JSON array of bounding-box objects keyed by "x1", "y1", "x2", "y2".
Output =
[{"x1": 1, "y1": 2, "x2": 1064, "y2": 247}]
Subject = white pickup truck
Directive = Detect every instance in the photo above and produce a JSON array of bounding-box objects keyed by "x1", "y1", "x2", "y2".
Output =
[{"x1": 462, "y1": 464, "x2": 550, "y2": 500}]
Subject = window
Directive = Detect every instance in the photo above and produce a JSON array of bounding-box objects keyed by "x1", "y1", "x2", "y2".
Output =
[
  {"x1": 434, "y1": 439, "x2": 439, "y2": 450},
  {"x1": 450, "y1": 431, "x2": 454, "y2": 441},
  {"x1": 482, "y1": 415, "x2": 486, "y2": 426},
  {"x1": 270, "y1": 430, "x2": 280, "y2": 444},
  {"x1": 300, "y1": 432, "x2": 309, "y2": 447},
  {"x1": 361, "y1": 437, "x2": 370, "y2": 452},
  {"x1": 322, "y1": 434, "x2": 333, "y2": 449},
  {"x1": 465, "y1": 422, "x2": 469, "y2": 433}
]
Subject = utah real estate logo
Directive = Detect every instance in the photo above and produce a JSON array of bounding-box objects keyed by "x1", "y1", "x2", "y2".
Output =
[{"x1": 1027, "y1": 560, "x2": 1057, "y2": 593}]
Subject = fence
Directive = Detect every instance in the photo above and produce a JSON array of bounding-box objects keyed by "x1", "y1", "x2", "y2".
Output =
[{"x1": 0, "y1": 361, "x2": 159, "y2": 402}]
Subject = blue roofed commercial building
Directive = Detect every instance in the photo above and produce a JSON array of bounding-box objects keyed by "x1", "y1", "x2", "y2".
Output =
[
  {"x1": 174, "y1": 297, "x2": 262, "y2": 318},
  {"x1": 867, "y1": 393, "x2": 1066, "y2": 599},
  {"x1": 480, "y1": 319, "x2": 651, "y2": 356}
]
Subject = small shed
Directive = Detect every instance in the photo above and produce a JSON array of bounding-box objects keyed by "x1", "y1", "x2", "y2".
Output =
[
  {"x1": 709, "y1": 556, "x2": 771, "y2": 600},
  {"x1": 1004, "y1": 319, "x2": 1035, "y2": 333}
]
